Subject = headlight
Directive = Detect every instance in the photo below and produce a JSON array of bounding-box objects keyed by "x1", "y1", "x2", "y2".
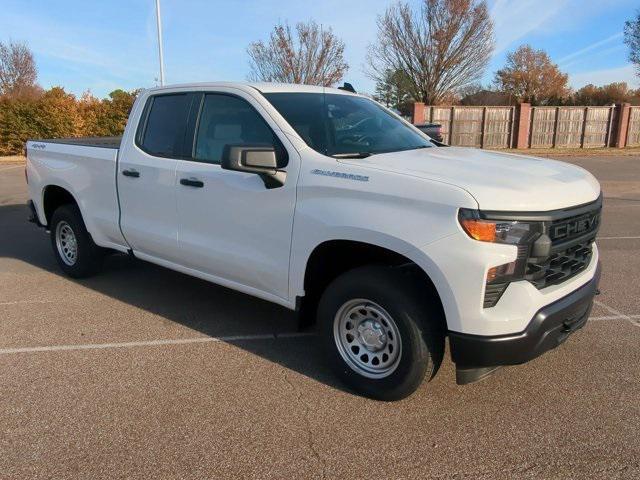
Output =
[
  {"x1": 458, "y1": 208, "x2": 540, "y2": 245},
  {"x1": 458, "y1": 208, "x2": 545, "y2": 308}
]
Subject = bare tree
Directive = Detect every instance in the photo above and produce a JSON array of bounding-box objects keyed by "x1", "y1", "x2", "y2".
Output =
[
  {"x1": 367, "y1": 0, "x2": 494, "y2": 105},
  {"x1": 247, "y1": 21, "x2": 348, "y2": 86},
  {"x1": 494, "y1": 45, "x2": 569, "y2": 105},
  {"x1": 624, "y1": 10, "x2": 640, "y2": 77},
  {"x1": 0, "y1": 40, "x2": 37, "y2": 97}
]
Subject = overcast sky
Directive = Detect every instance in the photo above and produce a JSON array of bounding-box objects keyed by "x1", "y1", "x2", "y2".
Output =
[{"x1": 0, "y1": 0, "x2": 637, "y2": 97}]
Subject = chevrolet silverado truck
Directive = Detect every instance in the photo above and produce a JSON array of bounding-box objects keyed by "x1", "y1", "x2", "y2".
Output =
[{"x1": 26, "y1": 82, "x2": 602, "y2": 400}]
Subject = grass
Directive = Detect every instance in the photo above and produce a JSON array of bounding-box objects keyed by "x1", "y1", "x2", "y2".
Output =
[{"x1": 0, "y1": 155, "x2": 26, "y2": 164}]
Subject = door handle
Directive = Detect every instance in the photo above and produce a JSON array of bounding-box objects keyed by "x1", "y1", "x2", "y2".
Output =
[
  {"x1": 122, "y1": 169, "x2": 140, "y2": 178},
  {"x1": 180, "y1": 178, "x2": 204, "y2": 188}
]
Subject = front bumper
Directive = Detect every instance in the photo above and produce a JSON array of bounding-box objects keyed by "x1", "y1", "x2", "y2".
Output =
[{"x1": 449, "y1": 262, "x2": 601, "y2": 384}]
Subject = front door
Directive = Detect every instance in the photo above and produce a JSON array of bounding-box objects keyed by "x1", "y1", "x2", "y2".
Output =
[{"x1": 174, "y1": 91, "x2": 298, "y2": 301}]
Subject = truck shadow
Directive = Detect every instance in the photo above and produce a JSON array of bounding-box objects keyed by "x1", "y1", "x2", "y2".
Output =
[{"x1": 0, "y1": 203, "x2": 348, "y2": 394}]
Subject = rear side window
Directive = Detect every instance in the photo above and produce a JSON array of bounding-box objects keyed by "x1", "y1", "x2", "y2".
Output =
[
  {"x1": 194, "y1": 94, "x2": 282, "y2": 164},
  {"x1": 138, "y1": 94, "x2": 192, "y2": 157}
]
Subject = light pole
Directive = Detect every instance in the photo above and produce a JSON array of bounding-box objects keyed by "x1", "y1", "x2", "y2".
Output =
[{"x1": 155, "y1": 0, "x2": 165, "y2": 86}]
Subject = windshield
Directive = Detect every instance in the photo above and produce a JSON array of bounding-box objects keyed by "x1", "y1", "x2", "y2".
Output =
[{"x1": 263, "y1": 92, "x2": 432, "y2": 157}]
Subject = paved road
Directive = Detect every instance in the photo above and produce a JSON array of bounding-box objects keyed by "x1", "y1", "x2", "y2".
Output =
[{"x1": 0, "y1": 157, "x2": 639, "y2": 479}]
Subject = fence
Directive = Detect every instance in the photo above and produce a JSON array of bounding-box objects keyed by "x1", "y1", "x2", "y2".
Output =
[
  {"x1": 627, "y1": 106, "x2": 640, "y2": 146},
  {"x1": 424, "y1": 106, "x2": 515, "y2": 148},
  {"x1": 529, "y1": 106, "x2": 615, "y2": 148},
  {"x1": 413, "y1": 102, "x2": 636, "y2": 149}
]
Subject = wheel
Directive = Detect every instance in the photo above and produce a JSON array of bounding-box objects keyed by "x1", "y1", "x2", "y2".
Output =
[
  {"x1": 50, "y1": 204, "x2": 104, "y2": 278},
  {"x1": 318, "y1": 266, "x2": 444, "y2": 401}
]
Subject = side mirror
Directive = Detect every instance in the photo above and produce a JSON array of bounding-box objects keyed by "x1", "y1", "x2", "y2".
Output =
[{"x1": 221, "y1": 144, "x2": 286, "y2": 188}]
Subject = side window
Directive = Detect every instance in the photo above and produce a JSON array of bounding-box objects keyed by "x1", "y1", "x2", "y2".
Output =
[
  {"x1": 194, "y1": 94, "x2": 280, "y2": 164},
  {"x1": 262, "y1": 93, "x2": 327, "y2": 153},
  {"x1": 139, "y1": 94, "x2": 192, "y2": 157}
]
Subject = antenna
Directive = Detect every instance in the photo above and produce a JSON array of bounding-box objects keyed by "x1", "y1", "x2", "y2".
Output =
[
  {"x1": 338, "y1": 83, "x2": 356, "y2": 93},
  {"x1": 155, "y1": 0, "x2": 165, "y2": 86}
]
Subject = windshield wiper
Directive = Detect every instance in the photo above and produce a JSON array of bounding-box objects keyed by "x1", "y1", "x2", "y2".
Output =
[
  {"x1": 404, "y1": 145, "x2": 431, "y2": 151},
  {"x1": 331, "y1": 152, "x2": 372, "y2": 159}
]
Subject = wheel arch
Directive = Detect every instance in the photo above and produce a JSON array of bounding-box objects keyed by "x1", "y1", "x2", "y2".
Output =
[
  {"x1": 42, "y1": 184, "x2": 81, "y2": 227},
  {"x1": 297, "y1": 239, "x2": 447, "y2": 331}
]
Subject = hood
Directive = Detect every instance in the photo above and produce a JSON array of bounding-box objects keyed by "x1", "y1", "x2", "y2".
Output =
[{"x1": 341, "y1": 147, "x2": 601, "y2": 211}]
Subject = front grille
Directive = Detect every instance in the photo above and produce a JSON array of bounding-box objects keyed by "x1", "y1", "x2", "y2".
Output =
[
  {"x1": 523, "y1": 201, "x2": 601, "y2": 290},
  {"x1": 525, "y1": 238, "x2": 594, "y2": 289}
]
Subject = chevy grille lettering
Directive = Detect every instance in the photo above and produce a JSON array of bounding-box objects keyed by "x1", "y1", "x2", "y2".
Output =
[{"x1": 551, "y1": 214, "x2": 599, "y2": 240}]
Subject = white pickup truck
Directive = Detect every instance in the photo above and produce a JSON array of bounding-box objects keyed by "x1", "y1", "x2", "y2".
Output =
[{"x1": 26, "y1": 82, "x2": 602, "y2": 400}]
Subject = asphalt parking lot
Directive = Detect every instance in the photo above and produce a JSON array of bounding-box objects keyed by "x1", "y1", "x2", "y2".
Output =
[{"x1": 1, "y1": 155, "x2": 639, "y2": 479}]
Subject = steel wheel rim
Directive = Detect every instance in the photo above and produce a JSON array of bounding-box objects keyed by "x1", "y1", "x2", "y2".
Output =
[
  {"x1": 333, "y1": 299, "x2": 402, "y2": 379},
  {"x1": 55, "y1": 221, "x2": 78, "y2": 266}
]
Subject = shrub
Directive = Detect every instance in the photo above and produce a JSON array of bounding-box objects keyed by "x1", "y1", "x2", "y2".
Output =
[{"x1": 0, "y1": 86, "x2": 138, "y2": 155}]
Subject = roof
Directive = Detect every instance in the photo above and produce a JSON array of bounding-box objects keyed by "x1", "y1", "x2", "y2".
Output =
[
  {"x1": 143, "y1": 81, "x2": 357, "y2": 96},
  {"x1": 248, "y1": 82, "x2": 353, "y2": 95}
]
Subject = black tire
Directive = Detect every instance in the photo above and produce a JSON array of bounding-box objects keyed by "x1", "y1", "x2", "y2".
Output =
[
  {"x1": 318, "y1": 266, "x2": 444, "y2": 401},
  {"x1": 50, "y1": 204, "x2": 104, "y2": 278}
]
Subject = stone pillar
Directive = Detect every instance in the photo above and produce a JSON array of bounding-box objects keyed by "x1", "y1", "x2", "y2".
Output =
[
  {"x1": 614, "y1": 102, "x2": 631, "y2": 148},
  {"x1": 515, "y1": 103, "x2": 531, "y2": 149},
  {"x1": 412, "y1": 102, "x2": 426, "y2": 125}
]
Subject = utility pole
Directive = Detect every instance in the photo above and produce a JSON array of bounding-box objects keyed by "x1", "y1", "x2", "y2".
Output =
[{"x1": 155, "y1": 0, "x2": 165, "y2": 86}]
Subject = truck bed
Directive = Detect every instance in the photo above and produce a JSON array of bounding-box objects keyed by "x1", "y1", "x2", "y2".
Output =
[
  {"x1": 34, "y1": 136, "x2": 122, "y2": 149},
  {"x1": 27, "y1": 135, "x2": 124, "y2": 250}
]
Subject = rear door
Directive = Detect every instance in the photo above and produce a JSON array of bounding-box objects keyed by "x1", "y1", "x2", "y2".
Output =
[
  {"x1": 118, "y1": 92, "x2": 197, "y2": 263},
  {"x1": 174, "y1": 90, "x2": 299, "y2": 301}
]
